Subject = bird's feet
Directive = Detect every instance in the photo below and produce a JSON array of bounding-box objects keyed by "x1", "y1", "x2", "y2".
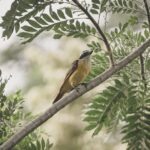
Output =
[
  {"x1": 80, "y1": 82, "x2": 87, "y2": 88},
  {"x1": 75, "y1": 82, "x2": 87, "y2": 93}
]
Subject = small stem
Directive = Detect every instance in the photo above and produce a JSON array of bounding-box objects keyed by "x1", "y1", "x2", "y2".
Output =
[
  {"x1": 143, "y1": 0, "x2": 150, "y2": 32},
  {"x1": 72, "y1": 0, "x2": 115, "y2": 66}
]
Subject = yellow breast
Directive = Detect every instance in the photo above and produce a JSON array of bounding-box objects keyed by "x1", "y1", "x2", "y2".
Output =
[{"x1": 69, "y1": 59, "x2": 91, "y2": 87}]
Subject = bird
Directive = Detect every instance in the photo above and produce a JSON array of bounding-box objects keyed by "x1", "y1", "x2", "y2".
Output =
[{"x1": 53, "y1": 50, "x2": 93, "y2": 104}]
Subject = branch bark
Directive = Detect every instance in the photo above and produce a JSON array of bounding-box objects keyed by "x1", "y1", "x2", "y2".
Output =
[
  {"x1": 0, "y1": 38, "x2": 150, "y2": 150},
  {"x1": 72, "y1": 0, "x2": 115, "y2": 66},
  {"x1": 143, "y1": 0, "x2": 150, "y2": 32}
]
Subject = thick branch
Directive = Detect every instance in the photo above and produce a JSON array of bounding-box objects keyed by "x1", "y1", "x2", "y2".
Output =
[
  {"x1": 143, "y1": 0, "x2": 150, "y2": 32},
  {"x1": 139, "y1": 54, "x2": 147, "y2": 88},
  {"x1": 72, "y1": 0, "x2": 115, "y2": 66},
  {"x1": 0, "y1": 38, "x2": 150, "y2": 150}
]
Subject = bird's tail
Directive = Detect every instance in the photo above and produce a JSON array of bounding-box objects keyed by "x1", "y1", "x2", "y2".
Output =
[{"x1": 53, "y1": 92, "x2": 64, "y2": 104}]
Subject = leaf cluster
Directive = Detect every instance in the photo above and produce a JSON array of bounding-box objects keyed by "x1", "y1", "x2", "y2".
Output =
[
  {"x1": 0, "y1": 72, "x2": 53, "y2": 149},
  {"x1": 109, "y1": 0, "x2": 139, "y2": 14},
  {"x1": 83, "y1": 1, "x2": 150, "y2": 147},
  {"x1": 0, "y1": 77, "x2": 23, "y2": 144},
  {"x1": 14, "y1": 133, "x2": 53, "y2": 150},
  {"x1": 0, "y1": 0, "x2": 47, "y2": 38},
  {"x1": 84, "y1": 71, "x2": 150, "y2": 148}
]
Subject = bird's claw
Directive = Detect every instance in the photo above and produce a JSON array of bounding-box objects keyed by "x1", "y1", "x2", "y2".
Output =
[
  {"x1": 75, "y1": 87, "x2": 80, "y2": 93},
  {"x1": 75, "y1": 82, "x2": 87, "y2": 93},
  {"x1": 80, "y1": 82, "x2": 87, "y2": 88}
]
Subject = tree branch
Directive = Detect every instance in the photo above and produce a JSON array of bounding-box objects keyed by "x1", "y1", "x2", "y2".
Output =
[
  {"x1": 143, "y1": 0, "x2": 150, "y2": 32},
  {"x1": 72, "y1": 0, "x2": 115, "y2": 66},
  {"x1": 0, "y1": 38, "x2": 150, "y2": 150}
]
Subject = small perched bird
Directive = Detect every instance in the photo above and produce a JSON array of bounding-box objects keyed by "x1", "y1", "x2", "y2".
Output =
[{"x1": 53, "y1": 50, "x2": 93, "y2": 104}]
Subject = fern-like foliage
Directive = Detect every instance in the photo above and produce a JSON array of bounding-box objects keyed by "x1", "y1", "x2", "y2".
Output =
[
  {"x1": 84, "y1": 73, "x2": 150, "y2": 148},
  {"x1": 109, "y1": 0, "x2": 140, "y2": 14},
  {"x1": 122, "y1": 106, "x2": 150, "y2": 150},
  {"x1": 17, "y1": 7, "x2": 75, "y2": 43},
  {"x1": 84, "y1": 74, "x2": 133, "y2": 135},
  {"x1": 0, "y1": 0, "x2": 99, "y2": 43},
  {"x1": 122, "y1": 83, "x2": 150, "y2": 150},
  {"x1": 91, "y1": 0, "x2": 109, "y2": 14},
  {"x1": 86, "y1": 49, "x2": 109, "y2": 81},
  {"x1": 14, "y1": 134, "x2": 53, "y2": 150},
  {"x1": 0, "y1": 0, "x2": 48, "y2": 38},
  {"x1": 0, "y1": 72, "x2": 53, "y2": 149}
]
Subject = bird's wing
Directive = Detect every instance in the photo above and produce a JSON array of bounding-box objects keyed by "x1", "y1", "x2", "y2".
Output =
[
  {"x1": 58, "y1": 59, "x2": 79, "y2": 92},
  {"x1": 53, "y1": 60, "x2": 79, "y2": 103},
  {"x1": 64, "y1": 59, "x2": 79, "y2": 81}
]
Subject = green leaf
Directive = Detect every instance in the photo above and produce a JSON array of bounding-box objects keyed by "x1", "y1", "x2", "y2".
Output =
[
  {"x1": 92, "y1": 0, "x2": 100, "y2": 4},
  {"x1": 92, "y1": 124, "x2": 103, "y2": 136},
  {"x1": 91, "y1": 28, "x2": 96, "y2": 34},
  {"x1": 15, "y1": 22, "x2": 20, "y2": 33},
  {"x1": 65, "y1": 8, "x2": 72, "y2": 18},
  {"x1": 101, "y1": 0, "x2": 108, "y2": 7},
  {"x1": 57, "y1": 9, "x2": 65, "y2": 19},
  {"x1": 28, "y1": 19, "x2": 42, "y2": 28},
  {"x1": 76, "y1": 21, "x2": 81, "y2": 30},
  {"x1": 86, "y1": 25, "x2": 91, "y2": 33},
  {"x1": 41, "y1": 138, "x2": 45, "y2": 149},
  {"x1": 30, "y1": 143, "x2": 37, "y2": 150},
  {"x1": 85, "y1": 123, "x2": 97, "y2": 131},
  {"x1": 42, "y1": 14, "x2": 53, "y2": 22},
  {"x1": 36, "y1": 140, "x2": 41, "y2": 150},
  {"x1": 53, "y1": 23, "x2": 60, "y2": 31},
  {"x1": 144, "y1": 29, "x2": 149, "y2": 38},
  {"x1": 18, "y1": 32, "x2": 33, "y2": 38},
  {"x1": 129, "y1": 1, "x2": 133, "y2": 8},
  {"x1": 34, "y1": 17, "x2": 48, "y2": 25},
  {"x1": 81, "y1": 22, "x2": 86, "y2": 32},
  {"x1": 83, "y1": 116, "x2": 98, "y2": 122},
  {"x1": 90, "y1": 9, "x2": 98, "y2": 14},
  {"x1": 145, "y1": 58, "x2": 150, "y2": 71},
  {"x1": 53, "y1": 34, "x2": 63, "y2": 39},
  {"x1": 51, "y1": 12, "x2": 59, "y2": 20},
  {"x1": 85, "y1": 109, "x2": 101, "y2": 116},
  {"x1": 92, "y1": 4, "x2": 99, "y2": 9},
  {"x1": 22, "y1": 26, "x2": 37, "y2": 32}
]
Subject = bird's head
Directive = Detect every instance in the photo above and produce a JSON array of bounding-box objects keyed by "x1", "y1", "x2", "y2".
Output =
[{"x1": 79, "y1": 50, "x2": 93, "y2": 59}]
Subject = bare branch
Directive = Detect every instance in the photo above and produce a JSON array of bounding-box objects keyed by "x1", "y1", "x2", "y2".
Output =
[
  {"x1": 1, "y1": 37, "x2": 150, "y2": 150},
  {"x1": 139, "y1": 54, "x2": 147, "y2": 88},
  {"x1": 72, "y1": 0, "x2": 115, "y2": 66},
  {"x1": 143, "y1": 0, "x2": 150, "y2": 32}
]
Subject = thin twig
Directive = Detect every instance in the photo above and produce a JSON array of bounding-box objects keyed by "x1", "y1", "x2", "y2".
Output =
[
  {"x1": 143, "y1": 0, "x2": 150, "y2": 32},
  {"x1": 72, "y1": 0, "x2": 115, "y2": 66},
  {"x1": 1, "y1": 38, "x2": 150, "y2": 150},
  {"x1": 139, "y1": 54, "x2": 147, "y2": 89}
]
